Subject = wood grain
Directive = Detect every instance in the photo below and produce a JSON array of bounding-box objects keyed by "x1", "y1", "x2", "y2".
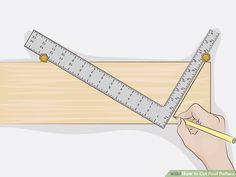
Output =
[{"x1": 0, "y1": 61, "x2": 210, "y2": 124}]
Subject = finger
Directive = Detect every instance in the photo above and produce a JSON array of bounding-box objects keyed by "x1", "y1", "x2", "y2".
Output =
[
  {"x1": 189, "y1": 104, "x2": 221, "y2": 124},
  {"x1": 214, "y1": 115, "x2": 225, "y2": 131},
  {"x1": 188, "y1": 118, "x2": 199, "y2": 134},
  {"x1": 175, "y1": 113, "x2": 198, "y2": 134},
  {"x1": 189, "y1": 103, "x2": 210, "y2": 121},
  {"x1": 177, "y1": 118, "x2": 192, "y2": 145},
  {"x1": 177, "y1": 110, "x2": 192, "y2": 119},
  {"x1": 176, "y1": 104, "x2": 200, "y2": 120},
  {"x1": 178, "y1": 103, "x2": 219, "y2": 123},
  {"x1": 214, "y1": 114, "x2": 225, "y2": 125}
]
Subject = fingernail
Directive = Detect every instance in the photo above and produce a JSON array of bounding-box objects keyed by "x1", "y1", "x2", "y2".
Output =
[{"x1": 177, "y1": 118, "x2": 182, "y2": 125}]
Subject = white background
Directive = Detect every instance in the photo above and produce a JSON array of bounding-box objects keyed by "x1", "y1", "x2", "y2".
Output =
[{"x1": 0, "y1": 0, "x2": 235, "y2": 176}]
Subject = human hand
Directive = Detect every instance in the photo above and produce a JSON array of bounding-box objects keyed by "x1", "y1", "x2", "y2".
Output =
[{"x1": 176, "y1": 103, "x2": 234, "y2": 170}]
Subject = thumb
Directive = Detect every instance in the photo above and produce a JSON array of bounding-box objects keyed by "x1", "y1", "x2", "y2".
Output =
[
  {"x1": 177, "y1": 111, "x2": 192, "y2": 119},
  {"x1": 177, "y1": 118, "x2": 191, "y2": 143}
]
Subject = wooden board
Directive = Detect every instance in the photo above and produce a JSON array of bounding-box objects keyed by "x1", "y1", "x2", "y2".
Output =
[{"x1": 0, "y1": 61, "x2": 211, "y2": 124}]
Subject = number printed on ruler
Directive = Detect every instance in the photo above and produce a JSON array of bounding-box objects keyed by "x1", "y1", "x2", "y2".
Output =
[{"x1": 25, "y1": 30, "x2": 219, "y2": 128}]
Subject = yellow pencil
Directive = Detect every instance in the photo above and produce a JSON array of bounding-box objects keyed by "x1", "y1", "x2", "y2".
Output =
[{"x1": 176, "y1": 117, "x2": 236, "y2": 144}]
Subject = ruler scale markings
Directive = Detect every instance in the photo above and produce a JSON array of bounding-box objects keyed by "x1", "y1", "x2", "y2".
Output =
[
  {"x1": 25, "y1": 29, "x2": 219, "y2": 128},
  {"x1": 164, "y1": 31, "x2": 219, "y2": 121}
]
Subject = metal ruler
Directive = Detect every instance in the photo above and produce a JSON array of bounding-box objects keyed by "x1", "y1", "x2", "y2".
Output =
[{"x1": 24, "y1": 30, "x2": 219, "y2": 128}]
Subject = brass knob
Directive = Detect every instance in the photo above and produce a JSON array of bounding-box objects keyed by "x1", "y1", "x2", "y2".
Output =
[
  {"x1": 39, "y1": 54, "x2": 49, "y2": 63},
  {"x1": 201, "y1": 53, "x2": 210, "y2": 62}
]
